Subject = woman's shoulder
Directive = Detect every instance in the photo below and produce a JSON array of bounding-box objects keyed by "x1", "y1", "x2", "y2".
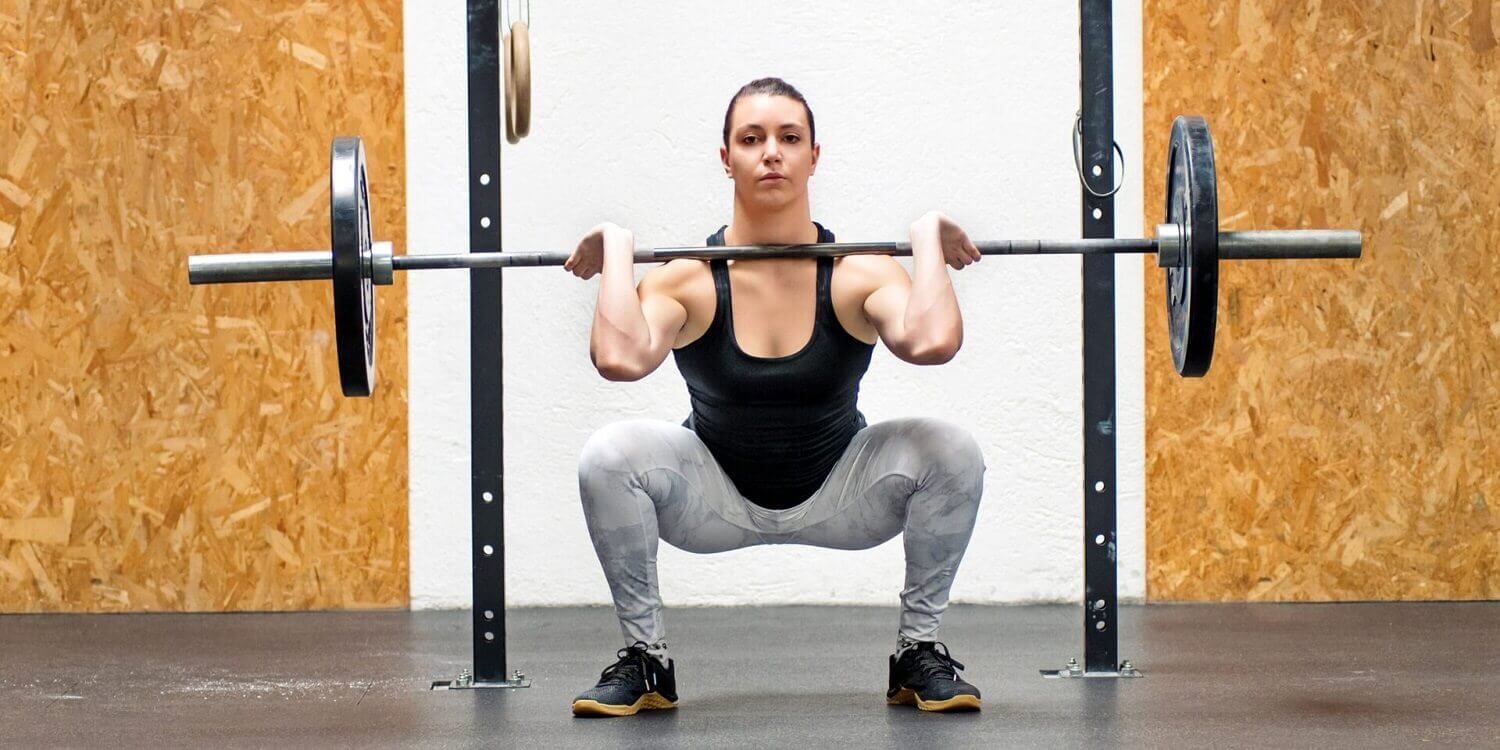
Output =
[
  {"x1": 640, "y1": 258, "x2": 714, "y2": 300},
  {"x1": 643, "y1": 258, "x2": 711, "y2": 283},
  {"x1": 834, "y1": 254, "x2": 907, "y2": 289}
]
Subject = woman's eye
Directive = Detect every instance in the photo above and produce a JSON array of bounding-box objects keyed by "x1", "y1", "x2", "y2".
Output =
[{"x1": 740, "y1": 134, "x2": 798, "y2": 144}]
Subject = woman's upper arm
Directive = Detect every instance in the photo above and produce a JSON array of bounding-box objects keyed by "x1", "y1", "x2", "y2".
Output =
[
  {"x1": 633, "y1": 266, "x2": 691, "y2": 375},
  {"x1": 859, "y1": 258, "x2": 920, "y2": 359}
]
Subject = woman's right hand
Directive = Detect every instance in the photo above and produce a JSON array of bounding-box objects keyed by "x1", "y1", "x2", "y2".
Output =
[{"x1": 565, "y1": 222, "x2": 634, "y2": 280}]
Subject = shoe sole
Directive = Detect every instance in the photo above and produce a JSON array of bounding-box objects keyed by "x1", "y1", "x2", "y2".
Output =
[
  {"x1": 887, "y1": 687, "x2": 982, "y2": 713},
  {"x1": 571, "y1": 692, "x2": 677, "y2": 717}
]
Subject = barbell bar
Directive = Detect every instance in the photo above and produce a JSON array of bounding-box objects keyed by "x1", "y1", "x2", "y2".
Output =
[
  {"x1": 188, "y1": 230, "x2": 1357, "y2": 284},
  {"x1": 186, "y1": 116, "x2": 1362, "y2": 396}
]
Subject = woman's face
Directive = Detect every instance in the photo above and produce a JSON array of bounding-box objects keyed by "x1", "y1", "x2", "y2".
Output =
[{"x1": 721, "y1": 94, "x2": 819, "y2": 210}]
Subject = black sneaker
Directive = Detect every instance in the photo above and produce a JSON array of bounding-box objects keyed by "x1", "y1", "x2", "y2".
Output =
[
  {"x1": 887, "y1": 641, "x2": 982, "y2": 712},
  {"x1": 571, "y1": 642, "x2": 678, "y2": 717}
]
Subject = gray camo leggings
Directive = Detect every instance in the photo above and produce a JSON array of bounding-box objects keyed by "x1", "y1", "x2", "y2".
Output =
[{"x1": 578, "y1": 416, "x2": 986, "y2": 647}]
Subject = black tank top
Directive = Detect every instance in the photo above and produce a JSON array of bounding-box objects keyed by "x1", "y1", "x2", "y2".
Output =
[{"x1": 674, "y1": 222, "x2": 876, "y2": 509}]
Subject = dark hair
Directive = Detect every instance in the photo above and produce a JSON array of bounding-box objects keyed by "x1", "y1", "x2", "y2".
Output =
[{"x1": 722, "y1": 77, "x2": 815, "y2": 148}]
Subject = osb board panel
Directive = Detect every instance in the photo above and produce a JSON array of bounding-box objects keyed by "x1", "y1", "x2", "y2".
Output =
[
  {"x1": 1144, "y1": 1, "x2": 1499, "y2": 601},
  {"x1": 0, "y1": 1, "x2": 409, "y2": 611}
]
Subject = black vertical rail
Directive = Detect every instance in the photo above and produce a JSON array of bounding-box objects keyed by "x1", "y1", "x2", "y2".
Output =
[
  {"x1": 1079, "y1": 0, "x2": 1119, "y2": 674},
  {"x1": 468, "y1": 0, "x2": 507, "y2": 683}
]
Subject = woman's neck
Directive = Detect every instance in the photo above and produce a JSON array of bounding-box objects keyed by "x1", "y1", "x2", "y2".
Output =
[{"x1": 725, "y1": 197, "x2": 817, "y2": 246}]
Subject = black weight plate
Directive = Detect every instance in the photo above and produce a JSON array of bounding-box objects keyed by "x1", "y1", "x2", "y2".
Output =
[
  {"x1": 331, "y1": 137, "x2": 376, "y2": 396},
  {"x1": 1164, "y1": 115, "x2": 1218, "y2": 376}
]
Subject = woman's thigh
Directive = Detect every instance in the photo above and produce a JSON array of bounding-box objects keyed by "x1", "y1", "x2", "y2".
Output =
[
  {"x1": 778, "y1": 417, "x2": 985, "y2": 549},
  {"x1": 578, "y1": 419, "x2": 768, "y2": 553}
]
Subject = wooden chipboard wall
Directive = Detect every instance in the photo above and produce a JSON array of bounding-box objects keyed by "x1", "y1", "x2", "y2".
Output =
[
  {"x1": 0, "y1": 1, "x2": 410, "y2": 611},
  {"x1": 1144, "y1": 1, "x2": 1498, "y2": 601}
]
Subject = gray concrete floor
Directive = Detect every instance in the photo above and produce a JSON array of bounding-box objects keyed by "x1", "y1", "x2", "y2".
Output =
[{"x1": 1, "y1": 602, "x2": 1497, "y2": 748}]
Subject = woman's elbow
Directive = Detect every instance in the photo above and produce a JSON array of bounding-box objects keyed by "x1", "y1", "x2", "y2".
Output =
[
  {"x1": 591, "y1": 350, "x2": 650, "y2": 381},
  {"x1": 905, "y1": 338, "x2": 961, "y2": 365}
]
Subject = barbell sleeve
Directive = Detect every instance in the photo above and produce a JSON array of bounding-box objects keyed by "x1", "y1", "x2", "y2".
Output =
[
  {"x1": 188, "y1": 251, "x2": 333, "y2": 284},
  {"x1": 1218, "y1": 230, "x2": 1363, "y2": 260}
]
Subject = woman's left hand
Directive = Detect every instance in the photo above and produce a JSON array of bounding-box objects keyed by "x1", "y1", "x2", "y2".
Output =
[{"x1": 910, "y1": 210, "x2": 981, "y2": 270}]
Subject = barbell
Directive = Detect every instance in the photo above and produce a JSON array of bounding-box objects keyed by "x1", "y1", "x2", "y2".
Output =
[{"x1": 186, "y1": 115, "x2": 1362, "y2": 397}]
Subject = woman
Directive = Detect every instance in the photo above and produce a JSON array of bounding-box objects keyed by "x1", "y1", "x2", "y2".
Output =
[{"x1": 563, "y1": 78, "x2": 987, "y2": 716}]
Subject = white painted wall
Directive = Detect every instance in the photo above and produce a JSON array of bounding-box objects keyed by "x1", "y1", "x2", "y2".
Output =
[{"x1": 405, "y1": 1, "x2": 1144, "y2": 610}]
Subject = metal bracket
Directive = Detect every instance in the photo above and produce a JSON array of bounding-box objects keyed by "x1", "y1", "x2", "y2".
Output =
[
  {"x1": 1040, "y1": 657, "x2": 1143, "y2": 679},
  {"x1": 372, "y1": 241, "x2": 394, "y2": 285},
  {"x1": 1154, "y1": 223, "x2": 1182, "y2": 268},
  {"x1": 431, "y1": 668, "x2": 532, "y2": 690}
]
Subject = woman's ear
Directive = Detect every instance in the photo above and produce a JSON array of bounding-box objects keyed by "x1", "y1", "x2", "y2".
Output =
[
  {"x1": 809, "y1": 142, "x2": 820, "y2": 175},
  {"x1": 720, "y1": 145, "x2": 732, "y2": 178}
]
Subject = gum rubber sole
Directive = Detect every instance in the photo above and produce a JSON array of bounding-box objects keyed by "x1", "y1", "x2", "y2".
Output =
[
  {"x1": 571, "y1": 692, "x2": 677, "y2": 717},
  {"x1": 887, "y1": 687, "x2": 983, "y2": 713}
]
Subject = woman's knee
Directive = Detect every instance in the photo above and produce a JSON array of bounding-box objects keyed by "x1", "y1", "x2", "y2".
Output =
[
  {"x1": 578, "y1": 420, "x2": 675, "y2": 508},
  {"x1": 579, "y1": 420, "x2": 665, "y2": 474},
  {"x1": 890, "y1": 417, "x2": 987, "y2": 481}
]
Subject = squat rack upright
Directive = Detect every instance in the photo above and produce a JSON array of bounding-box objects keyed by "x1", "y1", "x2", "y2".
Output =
[{"x1": 435, "y1": 0, "x2": 1138, "y2": 689}]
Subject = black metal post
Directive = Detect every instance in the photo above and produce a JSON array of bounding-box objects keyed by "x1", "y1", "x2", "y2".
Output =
[
  {"x1": 1043, "y1": 0, "x2": 1138, "y2": 680},
  {"x1": 431, "y1": 0, "x2": 527, "y2": 691},
  {"x1": 1078, "y1": 0, "x2": 1119, "y2": 676}
]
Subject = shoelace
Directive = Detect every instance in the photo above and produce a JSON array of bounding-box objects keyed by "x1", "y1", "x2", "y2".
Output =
[
  {"x1": 596, "y1": 642, "x2": 655, "y2": 691},
  {"x1": 907, "y1": 641, "x2": 966, "y2": 683}
]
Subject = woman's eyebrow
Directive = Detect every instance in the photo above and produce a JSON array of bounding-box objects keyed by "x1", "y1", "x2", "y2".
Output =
[{"x1": 739, "y1": 123, "x2": 805, "y2": 131}]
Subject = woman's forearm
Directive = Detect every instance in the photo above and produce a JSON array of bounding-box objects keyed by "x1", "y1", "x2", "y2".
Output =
[
  {"x1": 903, "y1": 243, "x2": 964, "y2": 357},
  {"x1": 589, "y1": 239, "x2": 652, "y2": 372}
]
